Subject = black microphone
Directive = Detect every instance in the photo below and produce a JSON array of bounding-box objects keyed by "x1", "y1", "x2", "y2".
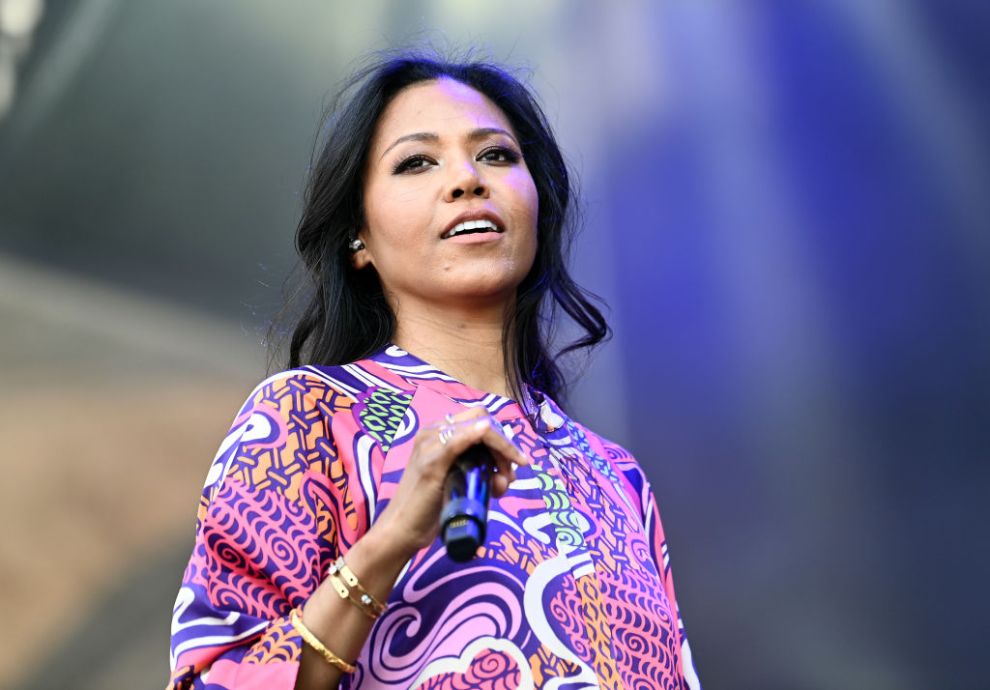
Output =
[{"x1": 439, "y1": 444, "x2": 493, "y2": 562}]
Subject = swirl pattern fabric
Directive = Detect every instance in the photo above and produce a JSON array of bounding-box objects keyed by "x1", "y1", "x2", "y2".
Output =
[{"x1": 167, "y1": 345, "x2": 701, "y2": 689}]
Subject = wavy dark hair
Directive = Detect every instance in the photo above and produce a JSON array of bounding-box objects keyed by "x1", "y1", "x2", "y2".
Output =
[{"x1": 280, "y1": 51, "x2": 610, "y2": 407}]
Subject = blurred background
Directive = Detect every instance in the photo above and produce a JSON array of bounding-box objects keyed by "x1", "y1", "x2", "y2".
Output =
[{"x1": 1, "y1": 1, "x2": 987, "y2": 688}]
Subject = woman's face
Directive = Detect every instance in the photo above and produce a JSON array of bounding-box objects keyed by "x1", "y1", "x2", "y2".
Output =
[{"x1": 356, "y1": 77, "x2": 539, "y2": 315}]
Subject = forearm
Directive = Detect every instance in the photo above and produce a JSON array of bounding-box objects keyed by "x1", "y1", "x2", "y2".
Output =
[{"x1": 293, "y1": 519, "x2": 411, "y2": 690}]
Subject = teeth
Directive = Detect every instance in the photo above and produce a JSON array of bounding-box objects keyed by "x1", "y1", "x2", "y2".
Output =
[{"x1": 445, "y1": 219, "x2": 500, "y2": 238}]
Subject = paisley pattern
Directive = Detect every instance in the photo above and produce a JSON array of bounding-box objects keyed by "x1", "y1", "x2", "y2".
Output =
[{"x1": 167, "y1": 345, "x2": 700, "y2": 689}]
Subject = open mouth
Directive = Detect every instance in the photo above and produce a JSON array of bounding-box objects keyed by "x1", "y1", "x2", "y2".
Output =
[{"x1": 442, "y1": 219, "x2": 504, "y2": 239}]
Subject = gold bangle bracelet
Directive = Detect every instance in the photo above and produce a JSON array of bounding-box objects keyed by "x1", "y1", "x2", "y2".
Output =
[
  {"x1": 327, "y1": 556, "x2": 387, "y2": 619},
  {"x1": 289, "y1": 607, "x2": 356, "y2": 674}
]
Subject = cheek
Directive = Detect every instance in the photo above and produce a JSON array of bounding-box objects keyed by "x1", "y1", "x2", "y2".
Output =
[
  {"x1": 364, "y1": 183, "x2": 434, "y2": 249},
  {"x1": 390, "y1": 179, "x2": 434, "y2": 207},
  {"x1": 505, "y1": 169, "x2": 540, "y2": 225}
]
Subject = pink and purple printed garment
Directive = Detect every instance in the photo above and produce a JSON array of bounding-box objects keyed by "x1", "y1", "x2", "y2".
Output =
[{"x1": 168, "y1": 345, "x2": 701, "y2": 689}]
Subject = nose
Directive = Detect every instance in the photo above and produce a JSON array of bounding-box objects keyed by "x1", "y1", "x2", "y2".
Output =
[{"x1": 444, "y1": 159, "x2": 489, "y2": 201}]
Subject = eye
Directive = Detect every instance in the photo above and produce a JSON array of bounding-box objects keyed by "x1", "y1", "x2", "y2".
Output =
[
  {"x1": 392, "y1": 154, "x2": 434, "y2": 175},
  {"x1": 479, "y1": 146, "x2": 521, "y2": 164}
]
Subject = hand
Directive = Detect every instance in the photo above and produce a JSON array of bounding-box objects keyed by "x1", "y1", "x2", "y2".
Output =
[{"x1": 367, "y1": 407, "x2": 529, "y2": 562}]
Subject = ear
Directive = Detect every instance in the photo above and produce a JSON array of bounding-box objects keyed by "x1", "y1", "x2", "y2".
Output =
[{"x1": 349, "y1": 230, "x2": 373, "y2": 270}]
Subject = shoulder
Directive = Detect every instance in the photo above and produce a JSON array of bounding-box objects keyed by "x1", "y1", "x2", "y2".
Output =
[
  {"x1": 535, "y1": 392, "x2": 649, "y2": 491},
  {"x1": 568, "y1": 418, "x2": 654, "y2": 515},
  {"x1": 233, "y1": 358, "x2": 413, "y2": 417},
  {"x1": 224, "y1": 361, "x2": 420, "y2": 453},
  {"x1": 232, "y1": 367, "x2": 355, "y2": 414},
  {"x1": 202, "y1": 362, "x2": 410, "y2": 501},
  {"x1": 569, "y1": 419, "x2": 642, "y2": 475},
  {"x1": 232, "y1": 360, "x2": 420, "y2": 457}
]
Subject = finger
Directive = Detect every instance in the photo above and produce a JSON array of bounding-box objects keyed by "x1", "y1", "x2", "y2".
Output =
[
  {"x1": 471, "y1": 417, "x2": 530, "y2": 469},
  {"x1": 431, "y1": 416, "x2": 491, "y2": 457},
  {"x1": 432, "y1": 415, "x2": 527, "y2": 473},
  {"x1": 445, "y1": 407, "x2": 489, "y2": 425},
  {"x1": 423, "y1": 407, "x2": 486, "y2": 433},
  {"x1": 465, "y1": 424, "x2": 526, "y2": 492},
  {"x1": 445, "y1": 415, "x2": 528, "y2": 470},
  {"x1": 423, "y1": 421, "x2": 524, "y2": 502},
  {"x1": 491, "y1": 472, "x2": 511, "y2": 498},
  {"x1": 489, "y1": 452, "x2": 517, "y2": 484},
  {"x1": 488, "y1": 444, "x2": 521, "y2": 483}
]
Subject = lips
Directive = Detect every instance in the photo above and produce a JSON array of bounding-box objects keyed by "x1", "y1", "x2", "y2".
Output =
[{"x1": 440, "y1": 210, "x2": 505, "y2": 239}]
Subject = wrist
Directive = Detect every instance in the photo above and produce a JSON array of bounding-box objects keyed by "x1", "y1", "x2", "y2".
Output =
[{"x1": 347, "y1": 519, "x2": 414, "y2": 591}]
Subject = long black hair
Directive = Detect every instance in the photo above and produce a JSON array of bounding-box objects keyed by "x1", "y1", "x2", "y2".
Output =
[{"x1": 280, "y1": 51, "x2": 609, "y2": 408}]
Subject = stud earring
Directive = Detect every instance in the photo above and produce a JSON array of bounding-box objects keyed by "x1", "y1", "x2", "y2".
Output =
[{"x1": 348, "y1": 238, "x2": 365, "y2": 252}]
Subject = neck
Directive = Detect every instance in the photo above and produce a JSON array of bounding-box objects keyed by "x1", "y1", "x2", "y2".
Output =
[{"x1": 390, "y1": 296, "x2": 515, "y2": 400}]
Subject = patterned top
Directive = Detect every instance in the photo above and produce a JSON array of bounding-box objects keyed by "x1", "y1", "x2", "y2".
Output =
[{"x1": 168, "y1": 344, "x2": 701, "y2": 690}]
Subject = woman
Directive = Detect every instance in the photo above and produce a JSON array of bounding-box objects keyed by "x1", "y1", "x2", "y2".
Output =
[{"x1": 168, "y1": 54, "x2": 701, "y2": 690}]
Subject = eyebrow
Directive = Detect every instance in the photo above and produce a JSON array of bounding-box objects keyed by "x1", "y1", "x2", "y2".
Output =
[{"x1": 379, "y1": 127, "x2": 518, "y2": 160}]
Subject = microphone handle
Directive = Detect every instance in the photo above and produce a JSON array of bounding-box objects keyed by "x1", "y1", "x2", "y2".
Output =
[{"x1": 440, "y1": 444, "x2": 492, "y2": 562}]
